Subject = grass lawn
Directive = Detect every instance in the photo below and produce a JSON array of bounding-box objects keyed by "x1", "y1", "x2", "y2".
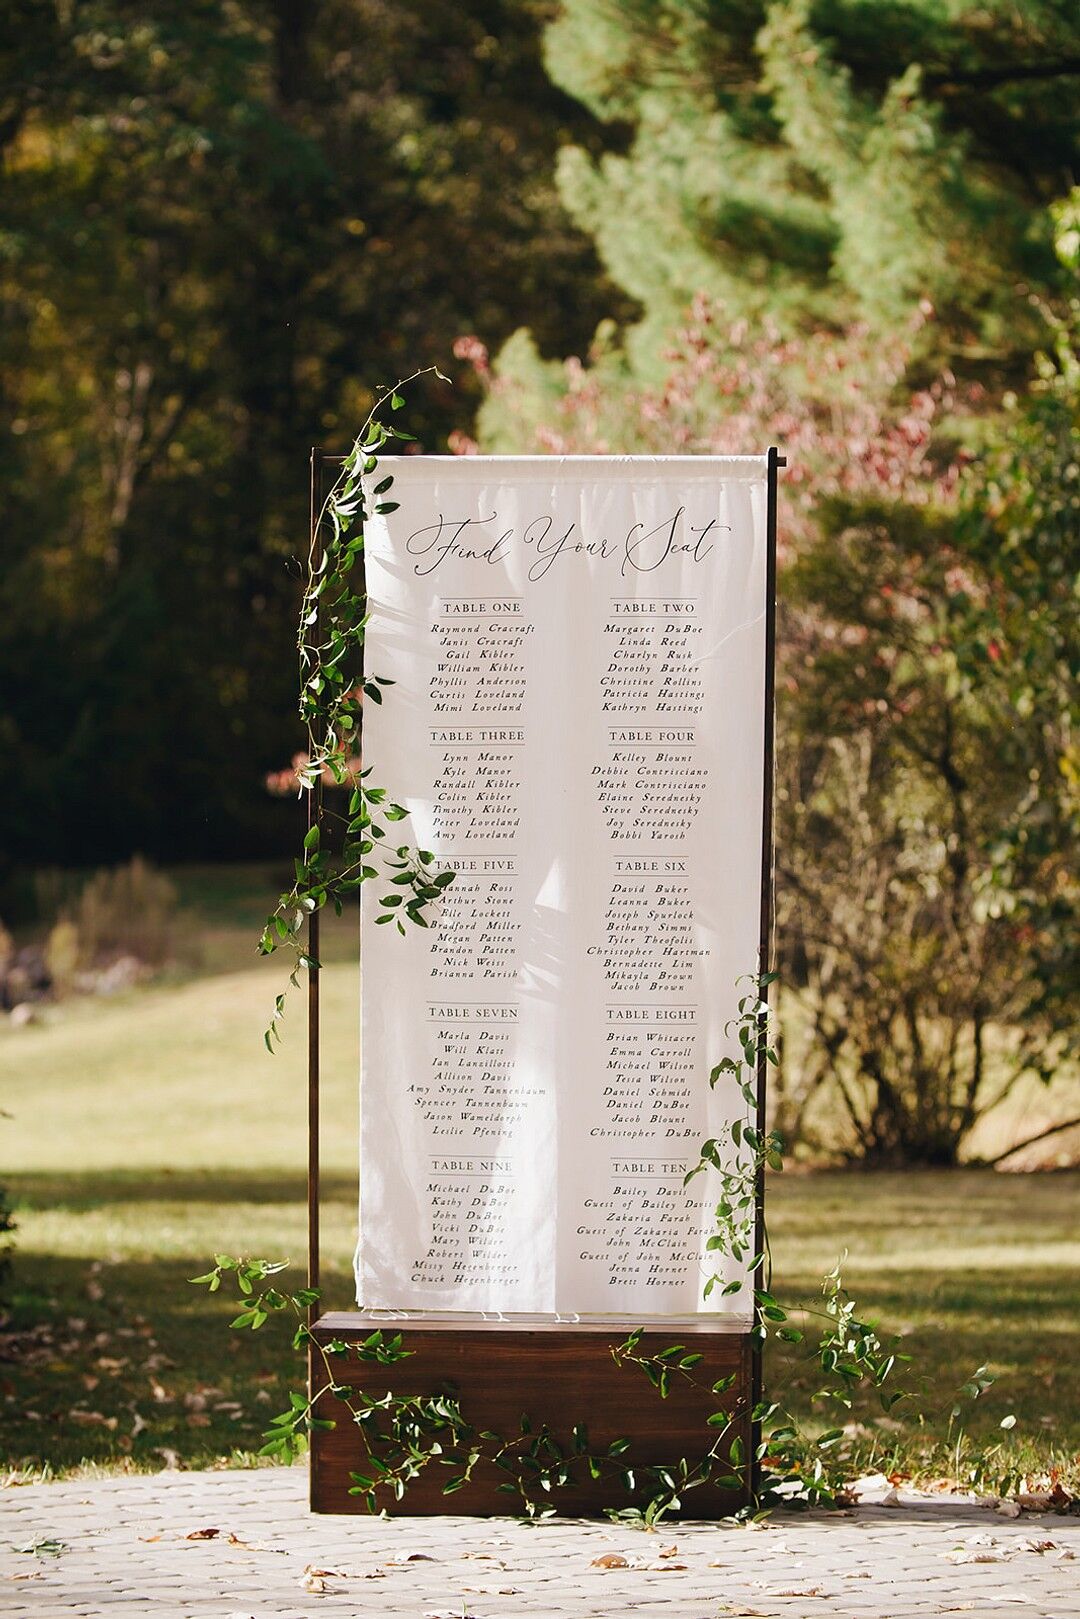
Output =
[{"x1": 3, "y1": 941, "x2": 1079, "y2": 1490}]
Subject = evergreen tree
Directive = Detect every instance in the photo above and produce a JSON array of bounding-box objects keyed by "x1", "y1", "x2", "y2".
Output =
[{"x1": 482, "y1": 0, "x2": 1079, "y2": 422}]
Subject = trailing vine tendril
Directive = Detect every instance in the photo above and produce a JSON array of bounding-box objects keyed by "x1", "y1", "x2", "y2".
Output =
[{"x1": 257, "y1": 370, "x2": 454, "y2": 1048}]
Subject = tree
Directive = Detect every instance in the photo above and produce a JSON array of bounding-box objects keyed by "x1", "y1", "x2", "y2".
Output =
[
  {"x1": 776, "y1": 197, "x2": 1078, "y2": 1162},
  {"x1": 480, "y1": 0, "x2": 1079, "y2": 421},
  {"x1": 465, "y1": 4, "x2": 1079, "y2": 1161},
  {"x1": 0, "y1": 0, "x2": 622, "y2": 881},
  {"x1": 778, "y1": 461, "x2": 1076, "y2": 1165},
  {"x1": 461, "y1": 224, "x2": 1078, "y2": 1161}
]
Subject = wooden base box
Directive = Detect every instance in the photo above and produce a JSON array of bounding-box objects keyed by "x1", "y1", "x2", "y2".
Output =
[{"x1": 309, "y1": 1312, "x2": 752, "y2": 1517}]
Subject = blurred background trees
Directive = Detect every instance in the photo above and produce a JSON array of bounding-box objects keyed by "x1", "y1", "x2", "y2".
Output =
[
  {"x1": 471, "y1": 0, "x2": 1079, "y2": 1162},
  {"x1": 0, "y1": 0, "x2": 623, "y2": 885},
  {"x1": 1, "y1": 0, "x2": 1076, "y2": 1159}
]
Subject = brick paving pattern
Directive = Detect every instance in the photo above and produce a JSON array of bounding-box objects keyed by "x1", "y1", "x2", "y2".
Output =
[{"x1": 2, "y1": 1467, "x2": 1078, "y2": 1618}]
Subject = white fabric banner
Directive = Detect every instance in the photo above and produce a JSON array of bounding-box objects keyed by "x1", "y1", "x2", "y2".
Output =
[{"x1": 356, "y1": 456, "x2": 769, "y2": 1322}]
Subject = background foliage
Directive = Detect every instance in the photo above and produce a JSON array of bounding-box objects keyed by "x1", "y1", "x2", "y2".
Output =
[
  {"x1": 0, "y1": 0, "x2": 623, "y2": 891},
  {"x1": 466, "y1": 0, "x2": 1079, "y2": 1161},
  {"x1": 2, "y1": 0, "x2": 1077, "y2": 1162}
]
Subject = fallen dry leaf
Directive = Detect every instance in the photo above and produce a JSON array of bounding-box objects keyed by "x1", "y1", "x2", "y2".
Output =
[
  {"x1": 67, "y1": 1410, "x2": 119, "y2": 1430},
  {"x1": 185, "y1": 1527, "x2": 220, "y2": 1541},
  {"x1": 946, "y1": 1549, "x2": 1010, "y2": 1564},
  {"x1": 591, "y1": 1551, "x2": 629, "y2": 1569},
  {"x1": 995, "y1": 1499, "x2": 1023, "y2": 1518},
  {"x1": 946, "y1": 1535, "x2": 1064, "y2": 1566},
  {"x1": 658, "y1": 1543, "x2": 679, "y2": 1558},
  {"x1": 302, "y1": 1563, "x2": 358, "y2": 1593},
  {"x1": 1017, "y1": 1483, "x2": 1075, "y2": 1510}
]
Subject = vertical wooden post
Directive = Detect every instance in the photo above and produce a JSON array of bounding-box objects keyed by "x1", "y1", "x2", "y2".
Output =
[
  {"x1": 307, "y1": 446, "x2": 322, "y2": 1329},
  {"x1": 751, "y1": 445, "x2": 784, "y2": 1485}
]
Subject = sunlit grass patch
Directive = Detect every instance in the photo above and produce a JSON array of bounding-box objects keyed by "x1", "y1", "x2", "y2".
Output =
[{"x1": 3, "y1": 955, "x2": 1078, "y2": 1487}]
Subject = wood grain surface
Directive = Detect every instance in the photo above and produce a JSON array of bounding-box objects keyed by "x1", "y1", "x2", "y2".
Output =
[{"x1": 309, "y1": 1313, "x2": 751, "y2": 1516}]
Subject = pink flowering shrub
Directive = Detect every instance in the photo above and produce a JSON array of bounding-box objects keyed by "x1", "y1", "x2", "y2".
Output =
[{"x1": 460, "y1": 297, "x2": 969, "y2": 555}]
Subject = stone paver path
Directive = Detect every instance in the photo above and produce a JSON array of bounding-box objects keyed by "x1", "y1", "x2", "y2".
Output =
[{"x1": 2, "y1": 1467, "x2": 1078, "y2": 1618}]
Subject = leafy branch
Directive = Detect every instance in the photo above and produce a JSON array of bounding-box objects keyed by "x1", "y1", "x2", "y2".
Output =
[{"x1": 257, "y1": 371, "x2": 455, "y2": 1047}]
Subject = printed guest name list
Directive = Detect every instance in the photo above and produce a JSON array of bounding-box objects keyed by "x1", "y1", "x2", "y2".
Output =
[{"x1": 357, "y1": 457, "x2": 768, "y2": 1321}]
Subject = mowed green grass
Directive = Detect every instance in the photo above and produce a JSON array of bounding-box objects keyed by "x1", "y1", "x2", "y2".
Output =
[{"x1": 3, "y1": 942, "x2": 1079, "y2": 1484}]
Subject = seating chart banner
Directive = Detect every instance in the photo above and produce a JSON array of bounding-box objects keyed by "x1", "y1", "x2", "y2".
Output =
[{"x1": 356, "y1": 456, "x2": 770, "y2": 1321}]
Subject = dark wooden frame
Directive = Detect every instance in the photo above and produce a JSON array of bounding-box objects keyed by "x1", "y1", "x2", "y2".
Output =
[{"x1": 305, "y1": 448, "x2": 783, "y2": 1514}]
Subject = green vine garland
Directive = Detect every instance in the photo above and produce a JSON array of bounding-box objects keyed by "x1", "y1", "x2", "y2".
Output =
[{"x1": 256, "y1": 368, "x2": 453, "y2": 1050}]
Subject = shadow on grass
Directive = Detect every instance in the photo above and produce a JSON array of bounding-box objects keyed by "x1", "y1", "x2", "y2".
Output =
[
  {"x1": 9, "y1": 1168, "x2": 357, "y2": 1211},
  {"x1": 7, "y1": 1253, "x2": 1078, "y2": 1479},
  {"x1": 2, "y1": 1248, "x2": 356, "y2": 1474},
  {"x1": 5, "y1": 1167, "x2": 1078, "y2": 1477}
]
